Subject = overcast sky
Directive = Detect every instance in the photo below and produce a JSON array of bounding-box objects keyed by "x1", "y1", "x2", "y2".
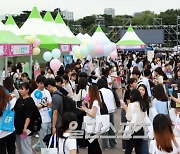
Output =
[{"x1": 0, "y1": 0, "x2": 179, "y2": 20}]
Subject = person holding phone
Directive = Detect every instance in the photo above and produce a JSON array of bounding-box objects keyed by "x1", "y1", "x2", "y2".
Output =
[{"x1": 78, "y1": 85, "x2": 102, "y2": 154}]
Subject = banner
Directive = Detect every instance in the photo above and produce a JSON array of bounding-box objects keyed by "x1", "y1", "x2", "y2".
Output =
[
  {"x1": 60, "y1": 44, "x2": 71, "y2": 52},
  {"x1": 63, "y1": 55, "x2": 73, "y2": 67},
  {"x1": 8, "y1": 44, "x2": 32, "y2": 57},
  {"x1": 0, "y1": 45, "x2": 8, "y2": 57}
]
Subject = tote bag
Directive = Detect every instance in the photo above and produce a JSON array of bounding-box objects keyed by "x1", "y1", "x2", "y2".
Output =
[
  {"x1": 0, "y1": 103, "x2": 15, "y2": 132},
  {"x1": 41, "y1": 135, "x2": 58, "y2": 154},
  {"x1": 83, "y1": 115, "x2": 110, "y2": 134}
]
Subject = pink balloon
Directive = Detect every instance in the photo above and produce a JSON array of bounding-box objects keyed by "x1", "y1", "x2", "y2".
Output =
[
  {"x1": 110, "y1": 51, "x2": 117, "y2": 60},
  {"x1": 94, "y1": 44, "x2": 103, "y2": 55},
  {"x1": 50, "y1": 59, "x2": 61, "y2": 71},
  {"x1": 33, "y1": 39, "x2": 41, "y2": 47}
]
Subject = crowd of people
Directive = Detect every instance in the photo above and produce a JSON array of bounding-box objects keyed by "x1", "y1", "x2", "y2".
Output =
[{"x1": 0, "y1": 52, "x2": 180, "y2": 154}]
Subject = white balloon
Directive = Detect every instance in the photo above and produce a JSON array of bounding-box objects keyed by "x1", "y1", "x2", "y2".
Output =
[
  {"x1": 52, "y1": 48, "x2": 61, "y2": 59},
  {"x1": 87, "y1": 39, "x2": 96, "y2": 51},
  {"x1": 72, "y1": 46, "x2": 80, "y2": 54},
  {"x1": 43, "y1": 51, "x2": 52, "y2": 62}
]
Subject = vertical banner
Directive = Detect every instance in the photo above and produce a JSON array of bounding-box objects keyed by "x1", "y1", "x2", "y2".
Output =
[{"x1": 63, "y1": 55, "x2": 73, "y2": 67}]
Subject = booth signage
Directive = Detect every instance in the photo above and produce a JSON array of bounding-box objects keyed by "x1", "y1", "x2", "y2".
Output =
[
  {"x1": 60, "y1": 44, "x2": 71, "y2": 52},
  {"x1": 9, "y1": 44, "x2": 32, "y2": 56}
]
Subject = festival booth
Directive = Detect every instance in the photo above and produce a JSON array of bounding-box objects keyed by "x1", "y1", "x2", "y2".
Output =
[
  {"x1": 0, "y1": 21, "x2": 32, "y2": 78},
  {"x1": 20, "y1": 7, "x2": 61, "y2": 51},
  {"x1": 116, "y1": 25, "x2": 146, "y2": 51}
]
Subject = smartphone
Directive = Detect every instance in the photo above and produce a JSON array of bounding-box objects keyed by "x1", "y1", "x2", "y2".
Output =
[
  {"x1": 84, "y1": 95, "x2": 90, "y2": 102},
  {"x1": 20, "y1": 129, "x2": 31, "y2": 139}
]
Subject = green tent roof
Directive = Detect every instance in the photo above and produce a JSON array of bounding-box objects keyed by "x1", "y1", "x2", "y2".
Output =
[
  {"x1": 55, "y1": 13, "x2": 64, "y2": 24},
  {"x1": 29, "y1": 7, "x2": 41, "y2": 19},
  {"x1": 0, "y1": 30, "x2": 27, "y2": 44},
  {"x1": 5, "y1": 16, "x2": 16, "y2": 25},
  {"x1": 96, "y1": 25, "x2": 103, "y2": 32},
  {"x1": 116, "y1": 25, "x2": 145, "y2": 46},
  {"x1": 44, "y1": 11, "x2": 54, "y2": 22}
]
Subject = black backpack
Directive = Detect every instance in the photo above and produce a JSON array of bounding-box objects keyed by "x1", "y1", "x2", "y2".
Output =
[
  {"x1": 29, "y1": 105, "x2": 42, "y2": 132},
  {"x1": 99, "y1": 91, "x2": 108, "y2": 115},
  {"x1": 54, "y1": 92, "x2": 76, "y2": 115}
]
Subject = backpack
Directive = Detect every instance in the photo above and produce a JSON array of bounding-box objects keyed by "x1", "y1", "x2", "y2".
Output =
[
  {"x1": 53, "y1": 91, "x2": 76, "y2": 115},
  {"x1": 29, "y1": 105, "x2": 42, "y2": 132},
  {"x1": 99, "y1": 91, "x2": 108, "y2": 115}
]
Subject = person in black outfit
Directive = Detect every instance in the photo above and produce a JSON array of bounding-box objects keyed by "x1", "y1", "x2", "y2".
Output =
[{"x1": 14, "y1": 82, "x2": 36, "y2": 154}]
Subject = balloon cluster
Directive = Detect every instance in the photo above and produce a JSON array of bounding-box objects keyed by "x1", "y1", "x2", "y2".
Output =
[
  {"x1": 72, "y1": 38, "x2": 117, "y2": 60},
  {"x1": 43, "y1": 48, "x2": 61, "y2": 72},
  {"x1": 24, "y1": 35, "x2": 41, "y2": 56}
]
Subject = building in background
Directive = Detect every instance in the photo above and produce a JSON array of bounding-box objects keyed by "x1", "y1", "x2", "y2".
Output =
[
  {"x1": 104, "y1": 8, "x2": 115, "y2": 17},
  {"x1": 62, "y1": 10, "x2": 74, "y2": 21}
]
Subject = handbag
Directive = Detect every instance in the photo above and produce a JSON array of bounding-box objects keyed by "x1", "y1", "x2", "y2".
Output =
[
  {"x1": 83, "y1": 115, "x2": 110, "y2": 134},
  {"x1": 0, "y1": 103, "x2": 15, "y2": 132},
  {"x1": 41, "y1": 134, "x2": 58, "y2": 154}
]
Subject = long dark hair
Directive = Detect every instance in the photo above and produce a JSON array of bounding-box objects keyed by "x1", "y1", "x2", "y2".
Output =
[
  {"x1": 138, "y1": 84, "x2": 150, "y2": 113},
  {"x1": 153, "y1": 114, "x2": 179, "y2": 152},
  {"x1": 76, "y1": 77, "x2": 87, "y2": 94},
  {"x1": 58, "y1": 112, "x2": 77, "y2": 138},
  {"x1": 3, "y1": 77, "x2": 14, "y2": 93},
  {"x1": 154, "y1": 84, "x2": 168, "y2": 101},
  {"x1": 130, "y1": 89, "x2": 147, "y2": 112},
  {"x1": 0, "y1": 86, "x2": 10, "y2": 117},
  {"x1": 88, "y1": 85, "x2": 102, "y2": 109}
]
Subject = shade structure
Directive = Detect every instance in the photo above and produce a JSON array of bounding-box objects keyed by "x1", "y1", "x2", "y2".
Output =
[
  {"x1": 43, "y1": 11, "x2": 68, "y2": 44},
  {"x1": 116, "y1": 25, "x2": 146, "y2": 50},
  {"x1": 55, "y1": 13, "x2": 81, "y2": 45},
  {"x1": 20, "y1": 7, "x2": 60, "y2": 50},
  {"x1": 0, "y1": 21, "x2": 32, "y2": 57},
  {"x1": 76, "y1": 33, "x2": 85, "y2": 42},
  {"x1": 92, "y1": 25, "x2": 111, "y2": 43},
  {"x1": 5, "y1": 16, "x2": 21, "y2": 36}
]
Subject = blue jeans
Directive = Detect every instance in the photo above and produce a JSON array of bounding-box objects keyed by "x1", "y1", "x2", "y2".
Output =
[
  {"x1": 33, "y1": 122, "x2": 51, "y2": 152},
  {"x1": 101, "y1": 112, "x2": 117, "y2": 148},
  {"x1": 142, "y1": 139, "x2": 149, "y2": 154}
]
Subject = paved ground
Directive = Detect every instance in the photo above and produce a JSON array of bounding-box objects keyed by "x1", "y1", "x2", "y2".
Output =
[{"x1": 16, "y1": 108, "x2": 131, "y2": 154}]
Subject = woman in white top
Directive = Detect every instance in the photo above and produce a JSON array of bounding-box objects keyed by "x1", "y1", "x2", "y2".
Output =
[
  {"x1": 97, "y1": 79, "x2": 117, "y2": 150},
  {"x1": 122, "y1": 89, "x2": 147, "y2": 154},
  {"x1": 45, "y1": 68, "x2": 55, "y2": 79},
  {"x1": 58, "y1": 112, "x2": 77, "y2": 154},
  {"x1": 78, "y1": 85, "x2": 102, "y2": 154},
  {"x1": 149, "y1": 114, "x2": 180, "y2": 154},
  {"x1": 0, "y1": 85, "x2": 16, "y2": 154}
]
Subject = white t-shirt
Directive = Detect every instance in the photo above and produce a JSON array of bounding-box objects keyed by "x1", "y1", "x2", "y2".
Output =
[
  {"x1": 149, "y1": 138, "x2": 180, "y2": 154},
  {"x1": 0, "y1": 97, "x2": 16, "y2": 138},
  {"x1": 99, "y1": 88, "x2": 115, "y2": 113},
  {"x1": 89, "y1": 100, "x2": 101, "y2": 116},
  {"x1": 73, "y1": 89, "x2": 87, "y2": 102},
  {"x1": 58, "y1": 133, "x2": 77, "y2": 154},
  {"x1": 31, "y1": 89, "x2": 52, "y2": 123}
]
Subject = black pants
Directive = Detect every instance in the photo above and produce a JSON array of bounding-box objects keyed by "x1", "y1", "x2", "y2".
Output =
[
  {"x1": 88, "y1": 138, "x2": 102, "y2": 154},
  {"x1": 0, "y1": 132, "x2": 16, "y2": 154},
  {"x1": 112, "y1": 88, "x2": 120, "y2": 108},
  {"x1": 121, "y1": 109, "x2": 127, "y2": 149},
  {"x1": 125, "y1": 128, "x2": 144, "y2": 154}
]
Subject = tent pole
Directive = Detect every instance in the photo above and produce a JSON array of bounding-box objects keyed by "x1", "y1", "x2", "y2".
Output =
[
  {"x1": 30, "y1": 55, "x2": 33, "y2": 79},
  {"x1": 5, "y1": 56, "x2": 8, "y2": 77}
]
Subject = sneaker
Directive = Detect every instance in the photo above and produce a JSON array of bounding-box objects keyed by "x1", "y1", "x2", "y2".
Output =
[
  {"x1": 35, "y1": 134, "x2": 39, "y2": 138},
  {"x1": 102, "y1": 147, "x2": 109, "y2": 151},
  {"x1": 32, "y1": 146, "x2": 38, "y2": 154},
  {"x1": 122, "y1": 149, "x2": 125, "y2": 152}
]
